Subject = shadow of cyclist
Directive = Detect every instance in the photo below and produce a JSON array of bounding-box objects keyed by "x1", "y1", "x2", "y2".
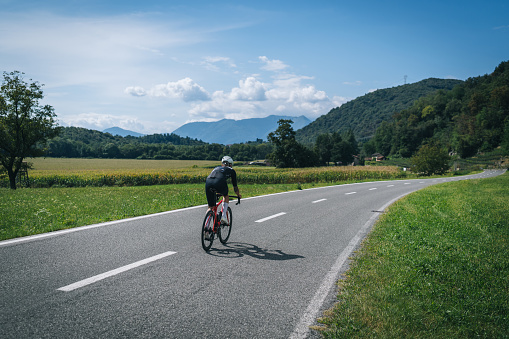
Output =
[{"x1": 207, "y1": 242, "x2": 304, "y2": 261}]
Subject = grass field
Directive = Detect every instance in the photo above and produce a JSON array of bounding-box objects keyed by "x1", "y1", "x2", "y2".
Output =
[{"x1": 315, "y1": 172, "x2": 509, "y2": 338}]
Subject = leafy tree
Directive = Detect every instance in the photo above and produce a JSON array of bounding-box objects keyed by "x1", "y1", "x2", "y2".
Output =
[
  {"x1": 0, "y1": 71, "x2": 60, "y2": 189},
  {"x1": 341, "y1": 129, "x2": 359, "y2": 164},
  {"x1": 410, "y1": 143, "x2": 450, "y2": 176},
  {"x1": 330, "y1": 132, "x2": 343, "y2": 164},
  {"x1": 329, "y1": 130, "x2": 359, "y2": 165},
  {"x1": 314, "y1": 133, "x2": 332, "y2": 165},
  {"x1": 373, "y1": 121, "x2": 393, "y2": 156},
  {"x1": 268, "y1": 119, "x2": 314, "y2": 168},
  {"x1": 267, "y1": 119, "x2": 300, "y2": 168}
]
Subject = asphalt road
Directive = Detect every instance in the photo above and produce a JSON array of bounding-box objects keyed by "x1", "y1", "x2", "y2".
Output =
[{"x1": 1, "y1": 169, "x2": 505, "y2": 338}]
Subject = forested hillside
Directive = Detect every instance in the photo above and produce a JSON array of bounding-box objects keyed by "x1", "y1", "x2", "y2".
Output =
[
  {"x1": 296, "y1": 78, "x2": 463, "y2": 144},
  {"x1": 366, "y1": 61, "x2": 509, "y2": 158}
]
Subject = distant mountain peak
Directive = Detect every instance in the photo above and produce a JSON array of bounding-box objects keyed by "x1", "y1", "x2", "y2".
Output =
[
  {"x1": 172, "y1": 115, "x2": 311, "y2": 144},
  {"x1": 103, "y1": 127, "x2": 144, "y2": 137}
]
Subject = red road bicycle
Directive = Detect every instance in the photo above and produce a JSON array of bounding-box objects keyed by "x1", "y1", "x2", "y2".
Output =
[{"x1": 201, "y1": 193, "x2": 240, "y2": 251}]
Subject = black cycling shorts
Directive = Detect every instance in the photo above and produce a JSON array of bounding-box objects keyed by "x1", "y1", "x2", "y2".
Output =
[{"x1": 205, "y1": 177, "x2": 228, "y2": 207}]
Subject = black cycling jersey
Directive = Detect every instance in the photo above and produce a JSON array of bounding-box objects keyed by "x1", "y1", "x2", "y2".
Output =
[
  {"x1": 205, "y1": 165, "x2": 238, "y2": 207},
  {"x1": 207, "y1": 166, "x2": 238, "y2": 187}
]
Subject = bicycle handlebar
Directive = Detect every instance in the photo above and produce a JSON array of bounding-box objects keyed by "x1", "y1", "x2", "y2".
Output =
[
  {"x1": 230, "y1": 195, "x2": 241, "y2": 205},
  {"x1": 216, "y1": 193, "x2": 241, "y2": 205}
]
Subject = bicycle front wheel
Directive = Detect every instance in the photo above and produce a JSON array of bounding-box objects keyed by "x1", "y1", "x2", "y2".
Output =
[
  {"x1": 219, "y1": 207, "x2": 232, "y2": 244},
  {"x1": 201, "y1": 210, "x2": 214, "y2": 251}
]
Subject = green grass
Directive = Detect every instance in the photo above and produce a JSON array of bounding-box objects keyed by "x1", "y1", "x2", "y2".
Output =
[
  {"x1": 0, "y1": 182, "x2": 324, "y2": 241},
  {"x1": 316, "y1": 172, "x2": 509, "y2": 338}
]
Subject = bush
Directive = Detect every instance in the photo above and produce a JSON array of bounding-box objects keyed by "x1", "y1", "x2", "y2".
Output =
[{"x1": 411, "y1": 143, "x2": 450, "y2": 176}]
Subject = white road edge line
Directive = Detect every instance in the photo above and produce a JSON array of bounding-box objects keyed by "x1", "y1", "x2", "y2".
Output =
[
  {"x1": 0, "y1": 205, "x2": 205, "y2": 247},
  {"x1": 255, "y1": 212, "x2": 286, "y2": 223},
  {"x1": 289, "y1": 193, "x2": 412, "y2": 339},
  {"x1": 57, "y1": 251, "x2": 177, "y2": 292},
  {"x1": 312, "y1": 199, "x2": 327, "y2": 203}
]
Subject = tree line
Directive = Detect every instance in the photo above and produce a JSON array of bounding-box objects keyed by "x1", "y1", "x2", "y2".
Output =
[{"x1": 45, "y1": 126, "x2": 275, "y2": 161}]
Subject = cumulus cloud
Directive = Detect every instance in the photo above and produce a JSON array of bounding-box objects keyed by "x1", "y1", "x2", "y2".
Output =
[
  {"x1": 187, "y1": 72, "x2": 335, "y2": 120},
  {"x1": 125, "y1": 86, "x2": 147, "y2": 97},
  {"x1": 332, "y1": 95, "x2": 350, "y2": 107},
  {"x1": 126, "y1": 78, "x2": 211, "y2": 102},
  {"x1": 229, "y1": 77, "x2": 267, "y2": 101},
  {"x1": 259, "y1": 56, "x2": 289, "y2": 71}
]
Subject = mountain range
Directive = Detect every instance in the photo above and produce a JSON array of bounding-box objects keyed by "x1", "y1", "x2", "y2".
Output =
[{"x1": 171, "y1": 115, "x2": 312, "y2": 144}]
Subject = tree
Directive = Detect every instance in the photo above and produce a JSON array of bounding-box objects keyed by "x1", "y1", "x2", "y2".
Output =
[
  {"x1": 314, "y1": 133, "x2": 332, "y2": 165},
  {"x1": 267, "y1": 119, "x2": 314, "y2": 168},
  {"x1": 410, "y1": 142, "x2": 450, "y2": 176},
  {"x1": 0, "y1": 71, "x2": 60, "y2": 189}
]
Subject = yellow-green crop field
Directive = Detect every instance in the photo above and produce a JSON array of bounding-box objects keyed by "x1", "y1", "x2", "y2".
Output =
[{"x1": 1, "y1": 158, "x2": 408, "y2": 188}]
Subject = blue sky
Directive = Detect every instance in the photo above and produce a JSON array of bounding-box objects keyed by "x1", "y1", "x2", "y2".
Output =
[{"x1": 1, "y1": 0, "x2": 508, "y2": 134}]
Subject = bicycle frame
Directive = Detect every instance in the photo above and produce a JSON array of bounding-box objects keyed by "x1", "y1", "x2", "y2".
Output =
[
  {"x1": 209, "y1": 194, "x2": 239, "y2": 233},
  {"x1": 202, "y1": 193, "x2": 240, "y2": 251}
]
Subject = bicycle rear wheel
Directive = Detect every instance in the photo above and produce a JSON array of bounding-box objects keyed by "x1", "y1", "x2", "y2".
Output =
[
  {"x1": 219, "y1": 207, "x2": 232, "y2": 244},
  {"x1": 201, "y1": 211, "x2": 214, "y2": 251}
]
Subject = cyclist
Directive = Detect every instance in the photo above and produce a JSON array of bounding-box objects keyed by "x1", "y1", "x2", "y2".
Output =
[{"x1": 205, "y1": 156, "x2": 241, "y2": 225}]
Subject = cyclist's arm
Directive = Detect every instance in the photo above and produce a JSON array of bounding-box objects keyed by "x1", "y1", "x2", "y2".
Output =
[{"x1": 231, "y1": 169, "x2": 241, "y2": 198}]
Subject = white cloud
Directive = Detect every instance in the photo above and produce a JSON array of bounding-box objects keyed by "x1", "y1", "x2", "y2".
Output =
[
  {"x1": 201, "y1": 56, "x2": 237, "y2": 71},
  {"x1": 186, "y1": 71, "x2": 336, "y2": 120},
  {"x1": 60, "y1": 112, "x2": 180, "y2": 135},
  {"x1": 127, "y1": 78, "x2": 211, "y2": 102},
  {"x1": 332, "y1": 95, "x2": 350, "y2": 107},
  {"x1": 229, "y1": 77, "x2": 267, "y2": 101},
  {"x1": 62, "y1": 113, "x2": 145, "y2": 131},
  {"x1": 125, "y1": 86, "x2": 147, "y2": 97},
  {"x1": 259, "y1": 56, "x2": 289, "y2": 71}
]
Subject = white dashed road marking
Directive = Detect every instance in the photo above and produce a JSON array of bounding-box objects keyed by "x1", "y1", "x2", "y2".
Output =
[
  {"x1": 255, "y1": 212, "x2": 287, "y2": 223},
  {"x1": 58, "y1": 251, "x2": 177, "y2": 292}
]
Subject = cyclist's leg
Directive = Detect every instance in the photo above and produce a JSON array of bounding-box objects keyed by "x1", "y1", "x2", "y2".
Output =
[
  {"x1": 205, "y1": 179, "x2": 218, "y2": 211},
  {"x1": 214, "y1": 181, "x2": 230, "y2": 223}
]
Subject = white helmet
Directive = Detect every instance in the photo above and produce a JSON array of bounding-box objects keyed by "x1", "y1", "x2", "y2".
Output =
[{"x1": 221, "y1": 156, "x2": 233, "y2": 167}]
